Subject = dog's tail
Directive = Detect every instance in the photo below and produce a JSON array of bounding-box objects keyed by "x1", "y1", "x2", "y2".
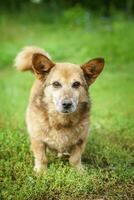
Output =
[{"x1": 14, "y1": 46, "x2": 51, "y2": 72}]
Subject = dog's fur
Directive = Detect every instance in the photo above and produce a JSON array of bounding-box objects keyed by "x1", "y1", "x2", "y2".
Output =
[{"x1": 15, "y1": 46, "x2": 104, "y2": 172}]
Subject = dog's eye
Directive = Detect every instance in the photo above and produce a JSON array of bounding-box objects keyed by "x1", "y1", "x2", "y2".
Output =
[
  {"x1": 72, "y1": 81, "x2": 81, "y2": 88},
  {"x1": 52, "y1": 81, "x2": 62, "y2": 88}
]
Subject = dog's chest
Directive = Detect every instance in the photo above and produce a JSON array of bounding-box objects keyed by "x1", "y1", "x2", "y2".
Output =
[{"x1": 43, "y1": 123, "x2": 88, "y2": 153}]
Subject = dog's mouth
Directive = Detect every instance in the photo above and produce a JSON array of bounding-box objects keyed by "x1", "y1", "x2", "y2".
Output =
[
  {"x1": 61, "y1": 110, "x2": 72, "y2": 114},
  {"x1": 62, "y1": 110, "x2": 69, "y2": 113},
  {"x1": 59, "y1": 107, "x2": 76, "y2": 114}
]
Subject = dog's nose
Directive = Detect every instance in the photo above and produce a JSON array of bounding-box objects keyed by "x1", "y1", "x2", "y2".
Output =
[{"x1": 62, "y1": 100, "x2": 72, "y2": 110}]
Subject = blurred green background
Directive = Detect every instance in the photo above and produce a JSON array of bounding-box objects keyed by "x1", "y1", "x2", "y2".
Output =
[
  {"x1": 0, "y1": 0, "x2": 134, "y2": 69},
  {"x1": 0, "y1": 1, "x2": 134, "y2": 200}
]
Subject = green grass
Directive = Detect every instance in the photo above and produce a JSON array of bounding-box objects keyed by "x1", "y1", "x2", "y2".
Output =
[{"x1": 0, "y1": 13, "x2": 134, "y2": 200}]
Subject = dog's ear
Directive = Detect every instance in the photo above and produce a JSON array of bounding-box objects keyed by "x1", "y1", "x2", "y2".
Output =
[
  {"x1": 32, "y1": 53, "x2": 55, "y2": 80},
  {"x1": 81, "y1": 58, "x2": 104, "y2": 85}
]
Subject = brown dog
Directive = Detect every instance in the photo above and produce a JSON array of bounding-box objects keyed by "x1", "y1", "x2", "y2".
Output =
[{"x1": 15, "y1": 46, "x2": 104, "y2": 172}]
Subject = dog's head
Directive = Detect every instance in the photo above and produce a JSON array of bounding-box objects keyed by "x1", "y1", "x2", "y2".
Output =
[{"x1": 32, "y1": 53, "x2": 104, "y2": 114}]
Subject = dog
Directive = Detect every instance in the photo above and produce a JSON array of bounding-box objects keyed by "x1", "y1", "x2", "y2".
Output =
[{"x1": 15, "y1": 46, "x2": 104, "y2": 172}]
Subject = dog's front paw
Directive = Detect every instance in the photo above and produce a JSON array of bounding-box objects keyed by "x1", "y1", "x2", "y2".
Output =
[
  {"x1": 34, "y1": 162, "x2": 47, "y2": 174},
  {"x1": 70, "y1": 160, "x2": 85, "y2": 172},
  {"x1": 75, "y1": 163, "x2": 85, "y2": 172}
]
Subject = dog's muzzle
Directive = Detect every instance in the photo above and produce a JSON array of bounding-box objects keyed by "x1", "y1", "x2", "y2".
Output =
[
  {"x1": 62, "y1": 99, "x2": 72, "y2": 112},
  {"x1": 61, "y1": 99, "x2": 76, "y2": 113}
]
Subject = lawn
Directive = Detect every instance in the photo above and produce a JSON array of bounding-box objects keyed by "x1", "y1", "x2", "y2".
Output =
[{"x1": 0, "y1": 13, "x2": 134, "y2": 200}]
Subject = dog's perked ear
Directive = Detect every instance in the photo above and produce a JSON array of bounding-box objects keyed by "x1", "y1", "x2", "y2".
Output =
[
  {"x1": 81, "y1": 58, "x2": 105, "y2": 85},
  {"x1": 32, "y1": 53, "x2": 55, "y2": 80}
]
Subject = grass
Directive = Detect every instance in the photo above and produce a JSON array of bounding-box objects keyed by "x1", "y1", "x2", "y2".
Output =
[{"x1": 0, "y1": 12, "x2": 134, "y2": 200}]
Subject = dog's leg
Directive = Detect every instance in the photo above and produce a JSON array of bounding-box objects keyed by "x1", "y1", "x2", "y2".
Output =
[
  {"x1": 69, "y1": 141, "x2": 85, "y2": 170},
  {"x1": 31, "y1": 138, "x2": 48, "y2": 173}
]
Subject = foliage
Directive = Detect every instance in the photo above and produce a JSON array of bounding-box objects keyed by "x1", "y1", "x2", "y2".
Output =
[{"x1": 0, "y1": 0, "x2": 134, "y2": 16}]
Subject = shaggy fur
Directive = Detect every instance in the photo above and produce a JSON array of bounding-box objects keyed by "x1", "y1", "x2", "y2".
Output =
[{"x1": 15, "y1": 46, "x2": 104, "y2": 172}]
